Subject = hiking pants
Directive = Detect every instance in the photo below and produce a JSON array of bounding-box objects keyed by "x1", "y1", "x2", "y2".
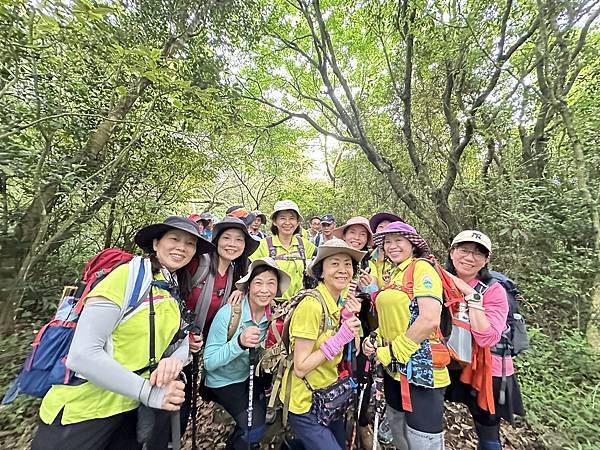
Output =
[
  {"x1": 288, "y1": 411, "x2": 346, "y2": 450},
  {"x1": 383, "y1": 372, "x2": 445, "y2": 450},
  {"x1": 205, "y1": 377, "x2": 267, "y2": 450},
  {"x1": 31, "y1": 409, "x2": 141, "y2": 450}
]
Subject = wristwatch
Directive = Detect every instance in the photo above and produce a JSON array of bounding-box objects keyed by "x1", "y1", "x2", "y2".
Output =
[{"x1": 465, "y1": 292, "x2": 483, "y2": 304}]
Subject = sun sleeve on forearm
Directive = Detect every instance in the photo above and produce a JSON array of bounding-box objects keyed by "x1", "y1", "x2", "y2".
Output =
[{"x1": 66, "y1": 299, "x2": 165, "y2": 408}]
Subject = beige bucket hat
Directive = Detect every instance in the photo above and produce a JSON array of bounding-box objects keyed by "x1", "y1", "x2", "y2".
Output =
[
  {"x1": 235, "y1": 257, "x2": 292, "y2": 297},
  {"x1": 306, "y1": 238, "x2": 366, "y2": 278}
]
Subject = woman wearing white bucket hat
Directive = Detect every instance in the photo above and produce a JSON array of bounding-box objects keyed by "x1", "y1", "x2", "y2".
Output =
[{"x1": 250, "y1": 200, "x2": 316, "y2": 301}]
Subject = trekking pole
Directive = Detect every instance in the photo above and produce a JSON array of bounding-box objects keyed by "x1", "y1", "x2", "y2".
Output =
[
  {"x1": 171, "y1": 410, "x2": 181, "y2": 450},
  {"x1": 350, "y1": 350, "x2": 370, "y2": 450},
  {"x1": 370, "y1": 333, "x2": 385, "y2": 450},
  {"x1": 247, "y1": 347, "x2": 257, "y2": 450},
  {"x1": 191, "y1": 352, "x2": 199, "y2": 450}
]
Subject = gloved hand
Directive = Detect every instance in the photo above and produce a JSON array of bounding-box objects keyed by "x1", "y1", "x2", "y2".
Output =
[
  {"x1": 320, "y1": 316, "x2": 361, "y2": 360},
  {"x1": 376, "y1": 333, "x2": 419, "y2": 367}
]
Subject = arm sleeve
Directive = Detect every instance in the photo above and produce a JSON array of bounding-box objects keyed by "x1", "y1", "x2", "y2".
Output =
[
  {"x1": 66, "y1": 299, "x2": 167, "y2": 409},
  {"x1": 376, "y1": 333, "x2": 419, "y2": 366},
  {"x1": 304, "y1": 239, "x2": 316, "y2": 259},
  {"x1": 163, "y1": 336, "x2": 190, "y2": 363},
  {"x1": 203, "y1": 304, "x2": 245, "y2": 371},
  {"x1": 471, "y1": 283, "x2": 509, "y2": 347}
]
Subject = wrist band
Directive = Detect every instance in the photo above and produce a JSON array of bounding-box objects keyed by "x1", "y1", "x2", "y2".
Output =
[{"x1": 467, "y1": 303, "x2": 486, "y2": 311}]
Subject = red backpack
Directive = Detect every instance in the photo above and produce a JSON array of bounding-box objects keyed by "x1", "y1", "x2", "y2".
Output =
[{"x1": 2, "y1": 249, "x2": 136, "y2": 403}]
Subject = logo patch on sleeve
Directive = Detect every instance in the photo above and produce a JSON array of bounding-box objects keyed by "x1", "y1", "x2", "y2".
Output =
[{"x1": 422, "y1": 275, "x2": 433, "y2": 289}]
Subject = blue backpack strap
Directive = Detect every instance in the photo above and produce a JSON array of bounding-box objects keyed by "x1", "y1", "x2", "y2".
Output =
[{"x1": 127, "y1": 259, "x2": 146, "y2": 309}]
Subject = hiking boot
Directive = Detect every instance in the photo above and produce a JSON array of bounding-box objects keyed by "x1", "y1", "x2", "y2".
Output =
[
  {"x1": 377, "y1": 415, "x2": 393, "y2": 445},
  {"x1": 359, "y1": 425, "x2": 376, "y2": 450}
]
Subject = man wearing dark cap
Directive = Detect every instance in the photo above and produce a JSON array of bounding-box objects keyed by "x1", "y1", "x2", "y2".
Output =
[
  {"x1": 314, "y1": 214, "x2": 335, "y2": 247},
  {"x1": 199, "y1": 212, "x2": 214, "y2": 240}
]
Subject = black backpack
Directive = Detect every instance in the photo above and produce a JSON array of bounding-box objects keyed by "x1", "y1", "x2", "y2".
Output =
[{"x1": 476, "y1": 271, "x2": 529, "y2": 357}]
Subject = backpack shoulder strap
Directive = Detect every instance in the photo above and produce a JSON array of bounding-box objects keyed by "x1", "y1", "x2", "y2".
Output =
[
  {"x1": 296, "y1": 235, "x2": 306, "y2": 259},
  {"x1": 191, "y1": 254, "x2": 210, "y2": 287},
  {"x1": 266, "y1": 236, "x2": 277, "y2": 259},
  {"x1": 227, "y1": 303, "x2": 242, "y2": 342}
]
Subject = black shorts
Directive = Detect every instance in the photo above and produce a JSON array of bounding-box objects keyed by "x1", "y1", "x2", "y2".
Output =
[
  {"x1": 383, "y1": 372, "x2": 445, "y2": 433},
  {"x1": 31, "y1": 408, "x2": 141, "y2": 450}
]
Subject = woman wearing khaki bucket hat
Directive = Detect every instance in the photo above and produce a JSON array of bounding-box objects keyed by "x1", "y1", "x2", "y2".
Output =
[{"x1": 279, "y1": 238, "x2": 366, "y2": 450}]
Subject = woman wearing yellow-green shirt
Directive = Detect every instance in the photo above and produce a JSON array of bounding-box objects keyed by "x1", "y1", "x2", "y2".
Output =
[
  {"x1": 31, "y1": 217, "x2": 214, "y2": 450},
  {"x1": 250, "y1": 200, "x2": 316, "y2": 301},
  {"x1": 363, "y1": 221, "x2": 447, "y2": 450},
  {"x1": 280, "y1": 239, "x2": 364, "y2": 450}
]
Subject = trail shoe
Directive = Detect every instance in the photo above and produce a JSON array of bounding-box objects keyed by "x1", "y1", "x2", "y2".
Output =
[
  {"x1": 359, "y1": 425, "x2": 376, "y2": 450},
  {"x1": 377, "y1": 414, "x2": 393, "y2": 445}
]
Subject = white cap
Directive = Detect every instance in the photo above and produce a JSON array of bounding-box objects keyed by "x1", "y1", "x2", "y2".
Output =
[
  {"x1": 271, "y1": 200, "x2": 302, "y2": 221},
  {"x1": 451, "y1": 230, "x2": 492, "y2": 253}
]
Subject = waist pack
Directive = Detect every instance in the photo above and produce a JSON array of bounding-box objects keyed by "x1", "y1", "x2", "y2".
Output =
[{"x1": 308, "y1": 376, "x2": 353, "y2": 427}]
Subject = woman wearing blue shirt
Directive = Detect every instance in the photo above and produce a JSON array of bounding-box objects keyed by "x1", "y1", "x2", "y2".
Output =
[{"x1": 203, "y1": 257, "x2": 290, "y2": 450}]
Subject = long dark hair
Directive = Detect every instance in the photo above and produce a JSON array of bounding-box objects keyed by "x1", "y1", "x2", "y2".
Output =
[
  {"x1": 210, "y1": 227, "x2": 252, "y2": 283},
  {"x1": 445, "y1": 243, "x2": 493, "y2": 284}
]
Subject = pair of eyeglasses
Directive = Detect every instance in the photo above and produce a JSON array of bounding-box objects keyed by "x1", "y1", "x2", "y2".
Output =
[{"x1": 456, "y1": 246, "x2": 487, "y2": 260}]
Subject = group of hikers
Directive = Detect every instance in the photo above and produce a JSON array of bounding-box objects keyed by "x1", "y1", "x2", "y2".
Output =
[{"x1": 22, "y1": 199, "x2": 525, "y2": 450}]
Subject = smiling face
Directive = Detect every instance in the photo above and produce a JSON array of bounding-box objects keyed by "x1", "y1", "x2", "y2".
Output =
[
  {"x1": 274, "y1": 210, "x2": 299, "y2": 237},
  {"x1": 153, "y1": 229, "x2": 197, "y2": 272},
  {"x1": 248, "y1": 268, "x2": 278, "y2": 309},
  {"x1": 383, "y1": 233, "x2": 414, "y2": 264},
  {"x1": 450, "y1": 243, "x2": 489, "y2": 281},
  {"x1": 344, "y1": 224, "x2": 369, "y2": 250},
  {"x1": 217, "y1": 228, "x2": 246, "y2": 262},
  {"x1": 321, "y1": 253, "x2": 354, "y2": 294}
]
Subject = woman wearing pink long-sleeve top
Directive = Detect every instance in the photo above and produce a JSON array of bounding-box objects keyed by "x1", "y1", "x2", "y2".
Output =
[{"x1": 444, "y1": 230, "x2": 524, "y2": 450}]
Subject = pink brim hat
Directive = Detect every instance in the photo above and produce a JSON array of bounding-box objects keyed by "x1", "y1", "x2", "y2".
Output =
[{"x1": 332, "y1": 216, "x2": 373, "y2": 247}]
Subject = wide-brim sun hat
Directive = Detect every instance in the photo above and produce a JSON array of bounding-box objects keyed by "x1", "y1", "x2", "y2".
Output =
[
  {"x1": 211, "y1": 217, "x2": 260, "y2": 255},
  {"x1": 306, "y1": 238, "x2": 367, "y2": 278},
  {"x1": 270, "y1": 199, "x2": 302, "y2": 222},
  {"x1": 236, "y1": 257, "x2": 292, "y2": 297},
  {"x1": 135, "y1": 216, "x2": 215, "y2": 255},
  {"x1": 373, "y1": 221, "x2": 430, "y2": 257},
  {"x1": 451, "y1": 230, "x2": 492, "y2": 254},
  {"x1": 332, "y1": 216, "x2": 373, "y2": 246},
  {"x1": 369, "y1": 212, "x2": 404, "y2": 234}
]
